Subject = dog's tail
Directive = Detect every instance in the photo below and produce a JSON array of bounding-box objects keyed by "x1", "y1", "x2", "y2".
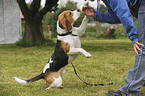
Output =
[{"x1": 13, "y1": 73, "x2": 44, "y2": 85}]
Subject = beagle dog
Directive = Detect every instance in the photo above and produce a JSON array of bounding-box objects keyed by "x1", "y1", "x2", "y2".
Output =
[{"x1": 13, "y1": 9, "x2": 92, "y2": 90}]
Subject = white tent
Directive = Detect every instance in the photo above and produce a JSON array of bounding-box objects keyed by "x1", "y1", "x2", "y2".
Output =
[{"x1": 0, "y1": 0, "x2": 22, "y2": 44}]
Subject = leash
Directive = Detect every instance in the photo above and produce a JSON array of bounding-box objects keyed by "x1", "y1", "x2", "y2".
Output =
[{"x1": 71, "y1": 63, "x2": 113, "y2": 86}]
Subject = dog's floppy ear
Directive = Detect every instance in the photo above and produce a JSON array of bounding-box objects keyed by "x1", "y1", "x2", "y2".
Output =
[{"x1": 59, "y1": 16, "x2": 72, "y2": 31}]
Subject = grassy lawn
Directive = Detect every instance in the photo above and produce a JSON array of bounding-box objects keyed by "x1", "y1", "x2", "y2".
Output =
[{"x1": 0, "y1": 38, "x2": 145, "y2": 96}]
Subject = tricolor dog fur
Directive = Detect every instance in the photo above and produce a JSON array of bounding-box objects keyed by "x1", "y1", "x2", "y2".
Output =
[{"x1": 13, "y1": 9, "x2": 92, "y2": 89}]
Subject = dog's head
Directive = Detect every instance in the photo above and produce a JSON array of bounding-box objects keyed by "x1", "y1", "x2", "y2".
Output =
[{"x1": 58, "y1": 9, "x2": 81, "y2": 31}]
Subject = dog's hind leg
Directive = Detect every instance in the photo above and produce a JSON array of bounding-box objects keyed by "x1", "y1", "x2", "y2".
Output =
[
  {"x1": 45, "y1": 71, "x2": 62, "y2": 90},
  {"x1": 45, "y1": 84, "x2": 54, "y2": 90},
  {"x1": 45, "y1": 76, "x2": 63, "y2": 90},
  {"x1": 60, "y1": 66, "x2": 67, "y2": 77}
]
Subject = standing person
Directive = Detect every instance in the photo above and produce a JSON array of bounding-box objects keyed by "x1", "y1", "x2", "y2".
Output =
[{"x1": 82, "y1": 0, "x2": 145, "y2": 95}]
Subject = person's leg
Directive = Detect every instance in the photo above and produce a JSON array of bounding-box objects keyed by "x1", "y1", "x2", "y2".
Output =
[
  {"x1": 108, "y1": 0, "x2": 145, "y2": 95},
  {"x1": 121, "y1": 0, "x2": 145, "y2": 94},
  {"x1": 120, "y1": 55, "x2": 145, "y2": 94}
]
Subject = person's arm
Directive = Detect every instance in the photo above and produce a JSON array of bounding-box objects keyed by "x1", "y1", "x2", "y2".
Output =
[
  {"x1": 82, "y1": 6, "x2": 121, "y2": 23},
  {"x1": 82, "y1": 5, "x2": 144, "y2": 54},
  {"x1": 108, "y1": 0, "x2": 138, "y2": 44},
  {"x1": 94, "y1": 12, "x2": 121, "y2": 24}
]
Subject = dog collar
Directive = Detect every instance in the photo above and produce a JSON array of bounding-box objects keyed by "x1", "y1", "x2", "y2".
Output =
[{"x1": 57, "y1": 31, "x2": 77, "y2": 36}]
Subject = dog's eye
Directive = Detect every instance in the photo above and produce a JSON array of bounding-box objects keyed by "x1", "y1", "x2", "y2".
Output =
[{"x1": 69, "y1": 12, "x2": 72, "y2": 15}]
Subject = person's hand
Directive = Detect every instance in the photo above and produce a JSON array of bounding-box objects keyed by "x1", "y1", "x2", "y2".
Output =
[
  {"x1": 82, "y1": 6, "x2": 96, "y2": 17},
  {"x1": 133, "y1": 42, "x2": 144, "y2": 55}
]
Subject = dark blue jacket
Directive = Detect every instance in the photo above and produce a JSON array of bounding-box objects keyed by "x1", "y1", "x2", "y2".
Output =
[{"x1": 94, "y1": 0, "x2": 141, "y2": 44}]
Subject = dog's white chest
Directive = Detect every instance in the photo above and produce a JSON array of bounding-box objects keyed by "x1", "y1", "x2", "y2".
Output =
[{"x1": 58, "y1": 35, "x2": 81, "y2": 48}]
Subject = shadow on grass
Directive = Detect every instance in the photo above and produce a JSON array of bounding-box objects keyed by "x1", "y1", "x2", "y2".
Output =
[{"x1": 15, "y1": 39, "x2": 56, "y2": 47}]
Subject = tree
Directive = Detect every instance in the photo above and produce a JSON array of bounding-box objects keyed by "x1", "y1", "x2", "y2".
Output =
[{"x1": 17, "y1": 0, "x2": 58, "y2": 43}]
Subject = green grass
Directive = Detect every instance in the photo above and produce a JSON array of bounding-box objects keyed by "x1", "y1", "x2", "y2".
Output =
[{"x1": 0, "y1": 38, "x2": 145, "y2": 96}]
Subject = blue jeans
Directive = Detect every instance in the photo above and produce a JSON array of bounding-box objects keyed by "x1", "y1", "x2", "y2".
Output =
[{"x1": 120, "y1": 0, "x2": 145, "y2": 95}]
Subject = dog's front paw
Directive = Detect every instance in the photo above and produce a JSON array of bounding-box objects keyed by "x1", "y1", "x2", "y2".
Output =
[
  {"x1": 85, "y1": 52, "x2": 92, "y2": 58},
  {"x1": 46, "y1": 87, "x2": 51, "y2": 90}
]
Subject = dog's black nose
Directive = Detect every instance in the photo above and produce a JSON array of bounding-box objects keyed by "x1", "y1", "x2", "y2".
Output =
[{"x1": 77, "y1": 9, "x2": 80, "y2": 12}]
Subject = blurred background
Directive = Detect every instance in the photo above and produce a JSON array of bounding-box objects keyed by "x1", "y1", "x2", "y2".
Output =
[{"x1": 0, "y1": 0, "x2": 138, "y2": 46}]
